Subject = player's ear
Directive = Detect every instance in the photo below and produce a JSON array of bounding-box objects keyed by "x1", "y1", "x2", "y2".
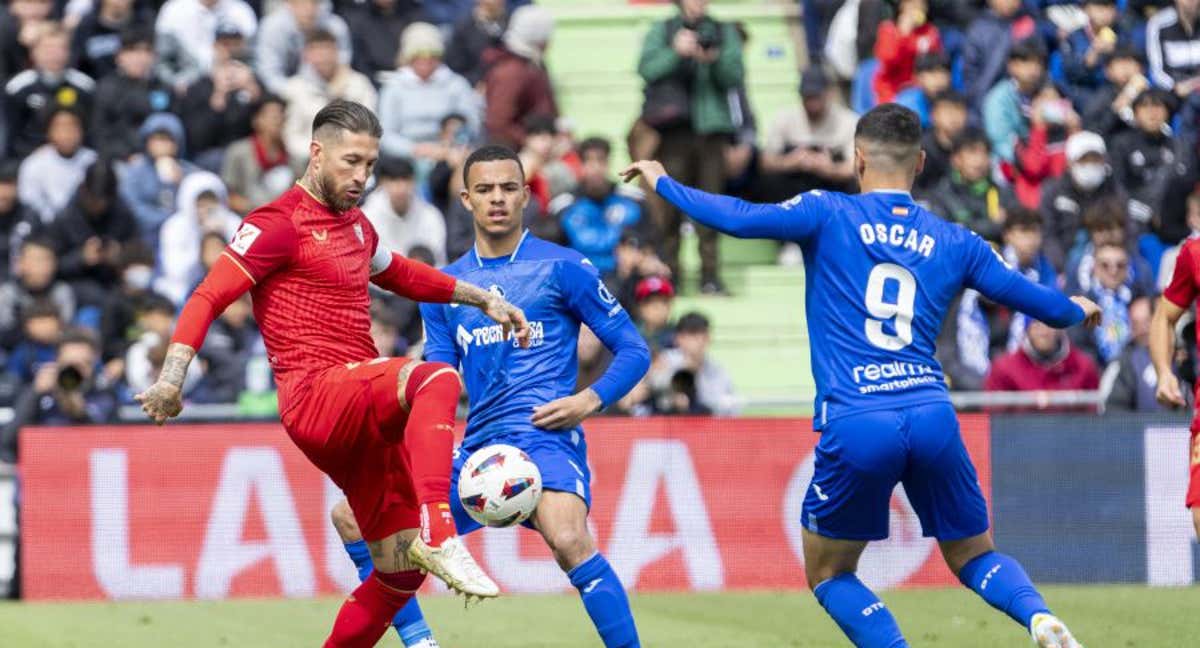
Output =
[
  {"x1": 854, "y1": 146, "x2": 866, "y2": 179},
  {"x1": 309, "y1": 139, "x2": 322, "y2": 167},
  {"x1": 459, "y1": 188, "x2": 472, "y2": 212},
  {"x1": 914, "y1": 149, "x2": 926, "y2": 177}
]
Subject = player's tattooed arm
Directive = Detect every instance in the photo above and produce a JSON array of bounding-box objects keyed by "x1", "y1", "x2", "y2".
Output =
[
  {"x1": 133, "y1": 342, "x2": 194, "y2": 425},
  {"x1": 452, "y1": 280, "x2": 533, "y2": 348}
]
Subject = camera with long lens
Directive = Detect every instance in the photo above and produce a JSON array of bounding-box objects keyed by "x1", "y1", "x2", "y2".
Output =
[{"x1": 56, "y1": 364, "x2": 85, "y2": 392}]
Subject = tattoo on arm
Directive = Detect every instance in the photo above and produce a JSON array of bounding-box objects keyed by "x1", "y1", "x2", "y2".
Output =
[
  {"x1": 160, "y1": 343, "x2": 196, "y2": 388},
  {"x1": 451, "y1": 280, "x2": 493, "y2": 308}
]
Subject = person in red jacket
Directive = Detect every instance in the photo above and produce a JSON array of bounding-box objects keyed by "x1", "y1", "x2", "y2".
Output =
[
  {"x1": 984, "y1": 319, "x2": 1100, "y2": 410},
  {"x1": 481, "y1": 5, "x2": 558, "y2": 148},
  {"x1": 873, "y1": 0, "x2": 942, "y2": 104}
]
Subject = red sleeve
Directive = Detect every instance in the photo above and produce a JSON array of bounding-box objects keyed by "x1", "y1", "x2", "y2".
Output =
[
  {"x1": 370, "y1": 252, "x2": 458, "y2": 303},
  {"x1": 1165, "y1": 241, "x2": 1200, "y2": 308},
  {"x1": 226, "y1": 207, "x2": 298, "y2": 282},
  {"x1": 170, "y1": 252, "x2": 255, "y2": 350},
  {"x1": 873, "y1": 22, "x2": 908, "y2": 67},
  {"x1": 1014, "y1": 124, "x2": 1051, "y2": 178}
]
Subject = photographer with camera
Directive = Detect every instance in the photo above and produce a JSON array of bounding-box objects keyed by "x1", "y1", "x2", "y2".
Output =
[
  {"x1": 636, "y1": 0, "x2": 744, "y2": 294},
  {"x1": 0, "y1": 328, "x2": 116, "y2": 463}
]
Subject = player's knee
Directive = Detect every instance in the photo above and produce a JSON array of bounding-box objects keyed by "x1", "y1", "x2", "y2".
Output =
[
  {"x1": 405, "y1": 361, "x2": 461, "y2": 402},
  {"x1": 330, "y1": 500, "x2": 362, "y2": 542},
  {"x1": 1191, "y1": 507, "x2": 1200, "y2": 536},
  {"x1": 544, "y1": 526, "x2": 595, "y2": 569},
  {"x1": 373, "y1": 568, "x2": 425, "y2": 592}
]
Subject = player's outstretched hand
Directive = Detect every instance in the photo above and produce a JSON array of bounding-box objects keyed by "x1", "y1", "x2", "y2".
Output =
[
  {"x1": 532, "y1": 389, "x2": 603, "y2": 430},
  {"x1": 134, "y1": 381, "x2": 184, "y2": 425},
  {"x1": 1156, "y1": 371, "x2": 1188, "y2": 409},
  {"x1": 619, "y1": 160, "x2": 668, "y2": 192},
  {"x1": 484, "y1": 295, "x2": 532, "y2": 348},
  {"x1": 1069, "y1": 296, "x2": 1102, "y2": 328}
]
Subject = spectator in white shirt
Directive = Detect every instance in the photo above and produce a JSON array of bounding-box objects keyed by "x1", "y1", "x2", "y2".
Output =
[
  {"x1": 255, "y1": 0, "x2": 353, "y2": 96},
  {"x1": 154, "y1": 0, "x2": 257, "y2": 92},
  {"x1": 18, "y1": 105, "x2": 97, "y2": 225},
  {"x1": 362, "y1": 156, "x2": 447, "y2": 265}
]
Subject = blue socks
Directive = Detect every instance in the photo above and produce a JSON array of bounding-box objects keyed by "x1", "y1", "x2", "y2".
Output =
[
  {"x1": 567, "y1": 553, "x2": 641, "y2": 648},
  {"x1": 813, "y1": 573, "x2": 908, "y2": 648},
  {"x1": 958, "y1": 551, "x2": 1051, "y2": 629},
  {"x1": 343, "y1": 540, "x2": 434, "y2": 646}
]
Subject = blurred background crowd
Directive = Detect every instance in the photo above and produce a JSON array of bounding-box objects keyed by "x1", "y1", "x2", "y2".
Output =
[{"x1": 0, "y1": 0, "x2": 1195, "y2": 463}]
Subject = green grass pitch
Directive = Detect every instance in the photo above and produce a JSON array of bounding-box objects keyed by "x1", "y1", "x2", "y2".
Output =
[{"x1": 1, "y1": 586, "x2": 1198, "y2": 647}]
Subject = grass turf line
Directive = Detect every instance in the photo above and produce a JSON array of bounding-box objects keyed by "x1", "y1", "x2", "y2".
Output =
[{"x1": 0, "y1": 586, "x2": 1197, "y2": 647}]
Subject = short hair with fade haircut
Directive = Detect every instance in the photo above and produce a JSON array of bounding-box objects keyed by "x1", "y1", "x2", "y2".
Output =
[
  {"x1": 462, "y1": 144, "x2": 525, "y2": 186},
  {"x1": 1002, "y1": 206, "x2": 1043, "y2": 232},
  {"x1": 578, "y1": 136, "x2": 611, "y2": 159},
  {"x1": 312, "y1": 99, "x2": 381, "y2": 142},
  {"x1": 853, "y1": 103, "x2": 922, "y2": 170},
  {"x1": 675, "y1": 312, "x2": 711, "y2": 335},
  {"x1": 950, "y1": 126, "x2": 990, "y2": 155}
]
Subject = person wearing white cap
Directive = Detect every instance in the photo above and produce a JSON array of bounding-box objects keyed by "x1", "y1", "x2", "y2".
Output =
[
  {"x1": 481, "y1": 4, "x2": 558, "y2": 147},
  {"x1": 378, "y1": 22, "x2": 481, "y2": 167},
  {"x1": 1038, "y1": 129, "x2": 1124, "y2": 270}
]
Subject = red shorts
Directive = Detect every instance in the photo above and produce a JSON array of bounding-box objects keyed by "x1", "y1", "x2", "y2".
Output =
[
  {"x1": 282, "y1": 357, "x2": 417, "y2": 541},
  {"x1": 1189, "y1": 425, "x2": 1200, "y2": 509}
]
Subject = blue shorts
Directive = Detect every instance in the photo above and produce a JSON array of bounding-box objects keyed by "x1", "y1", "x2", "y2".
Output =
[
  {"x1": 450, "y1": 429, "x2": 590, "y2": 534},
  {"x1": 801, "y1": 401, "x2": 989, "y2": 542}
]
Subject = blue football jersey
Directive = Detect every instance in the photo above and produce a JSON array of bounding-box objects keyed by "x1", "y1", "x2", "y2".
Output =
[
  {"x1": 420, "y1": 232, "x2": 636, "y2": 444},
  {"x1": 655, "y1": 177, "x2": 1084, "y2": 429}
]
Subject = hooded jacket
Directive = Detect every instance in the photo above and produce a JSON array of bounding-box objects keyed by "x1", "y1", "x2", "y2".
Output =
[
  {"x1": 118, "y1": 112, "x2": 198, "y2": 243},
  {"x1": 156, "y1": 171, "x2": 241, "y2": 305},
  {"x1": 481, "y1": 46, "x2": 557, "y2": 147}
]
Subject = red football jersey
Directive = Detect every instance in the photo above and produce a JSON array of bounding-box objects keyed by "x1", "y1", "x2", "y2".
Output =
[
  {"x1": 225, "y1": 185, "x2": 382, "y2": 416},
  {"x1": 1164, "y1": 237, "x2": 1200, "y2": 405}
]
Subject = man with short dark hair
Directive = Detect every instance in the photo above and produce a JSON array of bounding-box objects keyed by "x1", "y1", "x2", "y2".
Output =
[
  {"x1": 1, "y1": 327, "x2": 118, "y2": 461},
  {"x1": 914, "y1": 90, "x2": 966, "y2": 192},
  {"x1": 90, "y1": 27, "x2": 175, "y2": 160},
  {"x1": 281, "y1": 29, "x2": 377, "y2": 162},
  {"x1": 921, "y1": 127, "x2": 1017, "y2": 242},
  {"x1": 651, "y1": 311, "x2": 736, "y2": 414},
  {"x1": 136, "y1": 99, "x2": 530, "y2": 645},
  {"x1": 5, "y1": 26, "x2": 95, "y2": 159},
  {"x1": 895, "y1": 52, "x2": 951, "y2": 128},
  {"x1": 363, "y1": 156, "x2": 448, "y2": 265},
  {"x1": 1081, "y1": 45, "x2": 1148, "y2": 139},
  {"x1": 556, "y1": 136, "x2": 646, "y2": 275},
  {"x1": 0, "y1": 158, "x2": 40, "y2": 281},
  {"x1": 623, "y1": 102, "x2": 1096, "y2": 648}
]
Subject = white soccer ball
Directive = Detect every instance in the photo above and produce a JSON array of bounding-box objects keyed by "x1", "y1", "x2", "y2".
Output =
[{"x1": 457, "y1": 444, "x2": 543, "y2": 528}]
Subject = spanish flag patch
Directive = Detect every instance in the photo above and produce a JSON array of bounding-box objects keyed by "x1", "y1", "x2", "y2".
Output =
[{"x1": 892, "y1": 206, "x2": 909, "y2": 216}]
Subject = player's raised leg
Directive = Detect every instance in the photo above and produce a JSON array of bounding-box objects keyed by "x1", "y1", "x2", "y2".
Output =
[
  {"x1": 533, "y1": 491, "x2": 640, "y2": 648},
  {"x1": 331, "y1": 500, "x2": 438, "y2": 648},
  {"x1": 395, "y1": 361, "x2": 498, "y2": 597}
]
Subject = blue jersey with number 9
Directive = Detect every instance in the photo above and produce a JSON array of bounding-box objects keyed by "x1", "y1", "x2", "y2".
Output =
[{"x1": 654, "y1": 178, "x2": 1086, "y2": 430}]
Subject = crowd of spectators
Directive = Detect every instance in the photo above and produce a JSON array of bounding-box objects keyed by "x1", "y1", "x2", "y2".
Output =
[
  {"x1": 8, "y1": 0, "x2": 1197, "y2": 461},
  {"x1": 0, "y1": 0, "x2": 753, "y2": 464},
  {"x1": 799, "y1": 0, "x2": 1200, "y2": 412}
]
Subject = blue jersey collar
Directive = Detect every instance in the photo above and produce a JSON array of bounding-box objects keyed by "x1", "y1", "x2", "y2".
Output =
[{"x1": 472, "y1": 229, "x2": 531, "y2": 268}]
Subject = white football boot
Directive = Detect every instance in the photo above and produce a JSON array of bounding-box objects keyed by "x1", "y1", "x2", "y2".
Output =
[
  {"x1": 407, "y1": 536, "x2": 500, "y2": 599},
  {"x1": 1031, "y1": 613, "x2": 1084, "y2": 648},
  {"x1": 407, "y1": 638, "x2": 441, "y2": 648}
]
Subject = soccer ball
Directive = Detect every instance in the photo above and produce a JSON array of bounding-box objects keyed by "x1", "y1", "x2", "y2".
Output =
[{"x1": 457, "y1": 444, "x2": 543, "y2": 528}]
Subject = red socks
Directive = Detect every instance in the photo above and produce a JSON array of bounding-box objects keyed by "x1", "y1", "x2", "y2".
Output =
[
  {"x1": 403, "y1": 362, "x2": 461, "y2": 547},
  {"x1": 324, "y1": 570, "x2": 424, "y2": 647}
]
